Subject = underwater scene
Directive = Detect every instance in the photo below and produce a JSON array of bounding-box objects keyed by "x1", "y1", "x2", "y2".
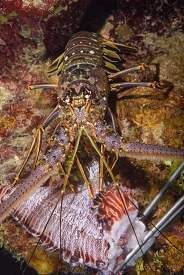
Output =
[{"x1": 0, "y1": 0, "x2": 184, "y2": 275}]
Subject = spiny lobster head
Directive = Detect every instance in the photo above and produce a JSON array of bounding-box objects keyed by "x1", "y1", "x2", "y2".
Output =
[
  {"x1": 62, "y1": 81, "x2": 92, "y2": 108},
  {"x1": 58, "y1": 65, "x2": 110, "y2": 110}
]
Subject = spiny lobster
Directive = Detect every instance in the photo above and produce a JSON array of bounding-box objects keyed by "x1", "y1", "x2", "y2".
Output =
[{"x1": 0, "y1": 31, "x2": 184, "y2": 274}]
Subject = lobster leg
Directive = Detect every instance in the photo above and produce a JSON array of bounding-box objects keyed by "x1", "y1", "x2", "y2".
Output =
[
  {"x1": 59, "y1": 126, "x2": 83, "y2": 197},
  {"x1": 99, "y1": 144, "x2": 118, "y2": 191},
  {"x1": 108, "y1": 63, "x2": 174, "y2": 93},
  {"x1": 108, "y1": 63, "x2": 149, "y2": 80},
  {"x1": 99, "y1": 144, "x2": 105, "y2": 191},
  {"x1": 57, "y1": 162, "x2": 75, "y2": 194},
  {"x1": 110, "y1": 79, "x2": 173, "y2": 93},
  {"x1": 75, "y1": 155, "x2": 94, "y2": 198},
  {"x1": 28, "y1": 84, "x2": 58, "y2": 90},
  {"x1": 13, "y1": 105, "x2": 59, "y2": 186},
  {"x1": 110, "y1": 81, "x2": 157, "y2": 92},
  {"x1": 13, "y1": 105, "x2": 59, "y2": 185},
  {"x1": 84, "y1": 126, "x2": 124, "y2": 192}
]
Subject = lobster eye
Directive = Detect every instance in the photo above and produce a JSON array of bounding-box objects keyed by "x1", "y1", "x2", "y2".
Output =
[
  {"x1": 65, "y1": 96, "x2": 70, "y2": 103},
  {"x1": 84, "y1": 94, "x2": 90, "y2": 99},
  {"x1": 63, "y1": 92, "x2": 71, "y2": 104},
  {"x1": 83, "y1": 86, "x2": 91, "y2": 99}
]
